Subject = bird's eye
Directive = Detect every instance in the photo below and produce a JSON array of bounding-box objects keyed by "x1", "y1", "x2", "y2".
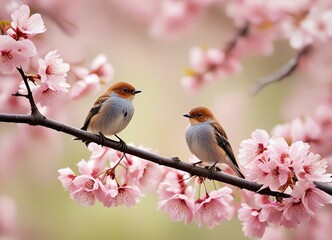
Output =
[
  {"x1": 122, "y1": 87, "x2": 129, "y2": 93},
  {"x1": 197, "y1": 113, "x2": 203, "y2": 117}
]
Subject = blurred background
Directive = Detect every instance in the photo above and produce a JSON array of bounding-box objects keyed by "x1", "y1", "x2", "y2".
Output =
[{"x1": 0, "y1": 1, "x2": 322, "y2": 239}]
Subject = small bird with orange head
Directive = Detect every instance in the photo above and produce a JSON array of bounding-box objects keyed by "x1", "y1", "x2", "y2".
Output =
[
  {"x1": 79, "y1": 81, "x2": 141, "y2": 147},
  {"x1": 184, "y1": 106, "x2": 244, "y2": 178}
]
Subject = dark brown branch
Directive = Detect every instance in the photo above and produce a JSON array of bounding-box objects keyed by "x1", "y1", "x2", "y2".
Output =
[
  {"x1": 2, "y1": 68, "x2": 331, "y2": 199},
  {"x1": 1, "y1": 113, "x2": 331, "y2": 198},
  {"x1": 313, "y1": 181, "x2": 332, "y2": 196},
  {"x1": 251, "y1": 45, "x2": 311, "y2": 95},
  {"x1": 224, "y1": 22, "x2": 249, "y2": 54},
  {"x1": 16, "y1": 67, "x2": 43, "y2": 118}
]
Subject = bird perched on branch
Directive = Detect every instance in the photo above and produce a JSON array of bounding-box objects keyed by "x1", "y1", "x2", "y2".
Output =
[
  {"x1": 77, "y1": 81, "x2": 141, "y2": 148},
  {"x1": 184, "y1": 106, "x2": 244, "y2": 178}
]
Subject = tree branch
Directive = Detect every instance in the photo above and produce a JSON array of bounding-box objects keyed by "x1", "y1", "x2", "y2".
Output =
[
  {"x1": 251, "y1": 45, "x2": 311, "y2": 95},
  {"x1": 1, "y1": 113, "x2": 331, "y2": 197},
  {"x1": 16, "y1": 67, "x2": 44, "y2": 118}
]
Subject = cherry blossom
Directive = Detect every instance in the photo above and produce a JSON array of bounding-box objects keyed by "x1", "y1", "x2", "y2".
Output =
[
  {"x1": 158, "y1": 193, "x2": 195, "y2": 224},
  {"x1": 58, "y1": 145, "x2": 157, "y2": 208},
  {"x1": 38, "y1": 50, "x2": 70, "y2": 84},
  {"x1": 18, "y1": 50, "x2": 70, "y2": 106},
  {"x1": 182, "y1": 46, "x2": 242, "y2": 90},
  {"x1": 70, "y1": 54, "x2": 114, "y2": 99},
  {"x1": 9, "y1": 4, "x2": 46, "y2": 39},
  {"x1": 238, "y1": 203, "x2": 267, "y2": 238},
  {"x1": 194, "y1": 187, "x2": 234, "y2": 228},
  {"x1": 0, "y1": 35, "x2": 36, "y2": 74},
  {"x1": 238, "y1": 129, "x2": 270, "y2": 165}
]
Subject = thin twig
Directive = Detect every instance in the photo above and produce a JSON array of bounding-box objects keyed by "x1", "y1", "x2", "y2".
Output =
[
  {"x1": 251, "y1": 45, "x2": 311, "y2": 95},
  {"x1": 224, "y1": 22, "x2": 249, "y2": 54}
]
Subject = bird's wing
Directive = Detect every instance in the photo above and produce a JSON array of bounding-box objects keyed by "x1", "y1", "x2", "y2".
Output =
[
  {"x1": 81, "y1": 95, "x2": 108, "y2": 130},
  {"x1": 211, "y1": 122, "x2": 244, "y2": 178}
]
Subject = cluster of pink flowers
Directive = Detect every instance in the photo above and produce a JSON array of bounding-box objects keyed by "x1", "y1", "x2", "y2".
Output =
[
  {"x1": 70, "y1": 54, "x2": 114, "y2": 100},
  {"x1": 182, "y1": 46, "x2": 242, "y2": 90},
  {"x1": 0, "y1": 4, "x2": 70, "y2": 107},
  {"x1": 273, "y1": 98, "x2": 332, "y2": 160},
  {"x1": 237, "y1": 129, "x2": 332, "y2": 238},
  {"x1": 182, "y1": 0, "x2": 332, "y2": 90},
  {"x1": 58, "y1": 143, "x2": 164, "y2": 207},
  {"x1": 58, "y1": 144, "x2": 235, "y2": 228},
  {"x1": 149, "y1": 0, "x2": 221, "y2": 39},
  {"x1": 158, "y1": 169, "x2": 235, "y2": 228}
]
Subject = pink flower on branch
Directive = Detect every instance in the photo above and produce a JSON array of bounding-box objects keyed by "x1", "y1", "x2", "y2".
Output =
[
  {"x1": 194, "y1": 187, "x2": 234, "y2": 229},
  {"x1": 70, "y1": 54, "x2": 114, "y2": 100},
  {"x1": 58, "y1": 144, "x2": 160, "y2": 208},
  {"x1": 9, "y1": 4, "x2": 46, "y2": 40},
  {"x1": 238, "y1": 129, "x2": 270, "y2": 165},
  {"x1": 238, "y1": 203, "x2": 267, "y2": 238},
  {"x1": 18, "y1": 50, "x2": 70, "y2": 106},
  {"x1": 158, "y1": 193, "x2": 195, "y2": 224},
  {"x1": 38, "y1": 50, "x2": 70, "y2": 85},
  {"x1": 157, "y1": 169, "x2": 195, "y2": 224},
  {"x1": 0, "y1": 35, "x2": 36, "y2": 74},
  {"x1": 182, "y1": 46, "x2": 242, "y2": 91}
]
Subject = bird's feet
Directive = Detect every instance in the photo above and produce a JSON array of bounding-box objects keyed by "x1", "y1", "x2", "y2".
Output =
[
  {"x1": 98, "y1": 132, "x2": 108, "y2": 146},
  {"x1": 191, "y1": 160, "x2": 203, "y2": 167},
  {"x1": 205, "y1": 161, "x2": 220, "y2": 179},
  {"x1": 115, "y1": 134, "x2": 127, "y2": 153}
]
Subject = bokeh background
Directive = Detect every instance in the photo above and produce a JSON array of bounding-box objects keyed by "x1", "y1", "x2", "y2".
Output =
[{"x1": 0, "y1": 1, "x2": 320, "y2": 239}]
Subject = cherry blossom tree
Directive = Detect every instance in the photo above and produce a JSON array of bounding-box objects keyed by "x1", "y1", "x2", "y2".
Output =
[{"x1": 1, "y1": 1, "x2": 332, "y2": 239}]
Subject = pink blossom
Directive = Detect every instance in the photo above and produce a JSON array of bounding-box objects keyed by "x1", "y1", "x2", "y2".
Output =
[
  {"x1": 296, "y1": 153, "x2": 332, "y2": 182},
  {"x1": 9, "y1": 4, "x2": 46, "y2": 39},
  {"x1": 225, "y1": 0, "x2": 286, "y2": 27},
  {"x1": 272, "y1": 117, "x2": 321, "y2": 145},
  {"x1": 157, "y1": 169, "x2": 195, "y2": 224},
  {"x1": 238, "y1": 129, "x2": 270, "y2": 165},
  {"x1": 182, "y1": 46, "x2": 242, "y2": 90},
  {"x1": 70, "y1": 175, "x2": 103, "y2": 206},
  {"x1": 71, "y1": 54, "x2": 114, "y2": 99},
  {"x1": 158, "y1": 192, "x2": 195, "y2": 224},
  {"x1": 89, "y1": 54, "x2": 114, "y2": 83},
  {"x1": 189, "y1": 46, "x2": 225, "y2": 74},
  {"x1": 57, "y1": 167, "x2": 76, "y2": 191},
  {"x1": 22, "y1": 81, "x2": 66, "y2": 107},
  {"x1": 289, "y1": 7, "x2": 332, "y2": 49},
  {"x1": 69, "y1": 160, "x2": 104, "y2": 206},
  {"x1": 0, "y1": 35, "x2": 36, "y2": 74},
  {"x1": 149, "y1": 0, "x2": 203, "y2": 39},
  {"x1": 124, "y1": 152, "x2": 165, "y2": 192},
  {"x1": 157, "y1": 169, "x2": 194, "y2": 200},
  {"x1": 238, "y1": 203, "x2": 267, "y2": 238},
  {"x1": 194, "y1": 187, "x2": 234, "y2": 228},
  {"x1": 255, "y1": 158, "x2": 291, "y2": 191},
  {"x1": 294, "y1": 182, "x2": 331, "y2": 215},
  {"x1": 38, "y1": 50, "x2": 70, "y2": 85},
  {"x1": 18, "y1": 50, "x2": 70, "y2": 106},
  {"x1": 281, "y1": 198, "x2": 311, "y2": 228},
  {"x1": 111, "y1": 184, "x2": 142, "y2": 208}
]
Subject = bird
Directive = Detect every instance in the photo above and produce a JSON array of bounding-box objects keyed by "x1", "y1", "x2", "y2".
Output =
[
  {"x1": 184, "y1": 106, "x2": 245, "y2": 178},
  {"x1": 77, "y1": 81, "x2": 141, "y2": 148}
]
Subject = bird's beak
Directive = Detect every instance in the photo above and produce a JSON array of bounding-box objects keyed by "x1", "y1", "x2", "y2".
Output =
[
  {"x1": 132, "y1": 90, "x2": 142, "y2": 95},
  {"x1": 183, "y1": 113, "x2": 193, "y2": 118}
]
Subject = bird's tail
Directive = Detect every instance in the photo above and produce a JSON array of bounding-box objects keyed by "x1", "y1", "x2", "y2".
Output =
[
  {"x1": 72, "y1": 127, "x2": 90, "y2": 146},
  {"x1": 235, "y1": 167, "x2": 245, "y2": 179}
]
